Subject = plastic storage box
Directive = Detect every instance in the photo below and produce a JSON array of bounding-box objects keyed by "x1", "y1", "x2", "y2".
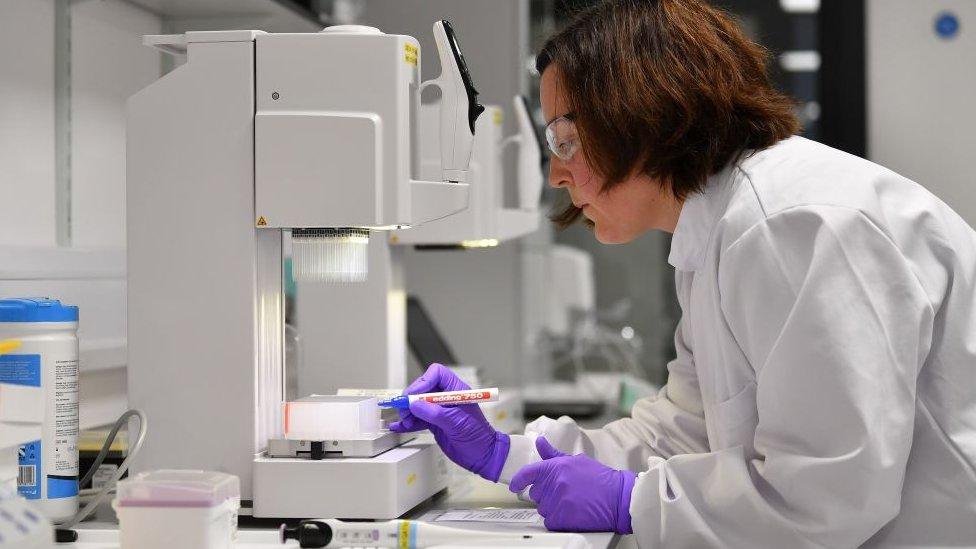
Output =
[
  {"x1": 112, "y1": 470, "x2": 240, "y2": 549},
  {"x1": 283, "y1": 395, "x2": 382, "y2": 440}
]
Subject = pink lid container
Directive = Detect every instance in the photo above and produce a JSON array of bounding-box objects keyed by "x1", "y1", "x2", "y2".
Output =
[{"x1": 115, "y1": 470, "x2": 240, "y2": 509}]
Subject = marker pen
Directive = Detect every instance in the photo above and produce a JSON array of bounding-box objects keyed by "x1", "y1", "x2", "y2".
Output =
[{"x1": 378, "y1": 388, "x2": 499, "y2": 410}]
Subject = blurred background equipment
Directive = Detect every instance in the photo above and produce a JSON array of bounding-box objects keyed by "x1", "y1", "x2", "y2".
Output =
[
  {"x1": 523, "y1": 245, "x2": 656, "y2": 420},
  {"x1": 528, "y1": 0, "x2": 825, "y2": 388},
  {"x1": 820, "y1": 0, "x2": 976, "y2": 225}
]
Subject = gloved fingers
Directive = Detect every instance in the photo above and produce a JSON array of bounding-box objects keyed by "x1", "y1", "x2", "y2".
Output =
[
  {"x1": 543, "y1": 515, "x2": 565, "y2": 532},
  {"x1": 389, "y1": 407, "x2": 425, "y2": 431},
  {"x1": 537, "y1": 498, "x2": 555, "y2": 520},
  {"x1": 528, "y1": 482, "x2": 546, "y2": 505},
  {"x1": 404, "y1": 363, "x2": 471, "y2": 395},
  {"x1": 435, "y1": 363, "x2": 471, "y2": 392},
  {"x1": 535, "y1": 436, "x2": 567, "y2": 460},
  {"x1": 388, "y1": 421, "x2": 408, "y2": 433},
  {"x1": 388, "y1": 413, "x2": 428, "y2": 433},
  {"x1": 509, "y1": 460, "x2": 546, "y2": 493},
  {"x1": 407, "y1": 399, "x2": 454, "y2": 430},
  {"x1": 403, "y1": 364, "x2": 442, "y2": 395}
]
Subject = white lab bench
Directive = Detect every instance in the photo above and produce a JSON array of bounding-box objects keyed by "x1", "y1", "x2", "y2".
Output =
[
  {"x1": 412, "y1": 474, "x2": 621, "y2": 549},
  {"x1": 63, "y1": 405, "x2": 640, "y2": 549},
  {"x1": 63, "y1": 473, "x2": 625, "y2": 549}
]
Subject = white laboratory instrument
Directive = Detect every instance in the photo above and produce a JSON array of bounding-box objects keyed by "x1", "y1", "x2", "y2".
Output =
[
  {"x1": 294, "y1": 95, "x2": 544, "y2": 411},
  {"x1": 279, "y1": 518, "x2": 591, "y2": 549},
  {"x1": 126, "y1": 20, "x2": 481, "y2": 519},
  {"x1": 392, "y1": 95, "x2": 542, "y2": 246},
  {"x1": 0, "y1": 339, "x2": 54, "y2": 548},
  {"x1": 512, "y1": 96, "x2": 546, "y2": 212}
]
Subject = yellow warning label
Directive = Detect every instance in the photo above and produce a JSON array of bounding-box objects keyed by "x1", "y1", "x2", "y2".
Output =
[
  {"x1": 406, "y1": 473, "x2": 417, "y2": 486},
  {"x1": 256, "y1": 216, "x2": 268, "y2": 227},
  {"x1": 404, "y1": 43, "x2": 418, "y2": 66},
  {"x1": 493, "y1": 110, "x2": 503, "y2": 125}
]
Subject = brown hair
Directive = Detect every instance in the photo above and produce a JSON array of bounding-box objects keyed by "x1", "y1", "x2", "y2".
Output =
[{"x1": 538, "y1": 0, "x2": 799, "y2": 227}]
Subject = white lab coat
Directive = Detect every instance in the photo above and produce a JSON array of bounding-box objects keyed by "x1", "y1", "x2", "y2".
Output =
[{"x1": 500, "y1": 136, "x2": 976, "y2": 547}]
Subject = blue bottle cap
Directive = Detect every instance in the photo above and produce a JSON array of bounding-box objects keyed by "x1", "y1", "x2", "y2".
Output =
[{"x1": 0, "y1": 298, "x2": 79, "y2": 323}]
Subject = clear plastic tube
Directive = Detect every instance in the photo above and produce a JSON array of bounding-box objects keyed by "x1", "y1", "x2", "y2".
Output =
[{"x1": 292, "y1": 228, "x2": 370, "y2": 283}]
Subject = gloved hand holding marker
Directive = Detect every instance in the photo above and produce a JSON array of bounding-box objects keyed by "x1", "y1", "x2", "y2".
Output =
[
  {"x1": 389, "y1": 364, "x2": 510, "y2": 482},
  {"x1": 393, "y1": 364, "x2": 635, "y2": 534},
  {"x1": 378, "y1": 387, "x2": 499, "y2": 409}
]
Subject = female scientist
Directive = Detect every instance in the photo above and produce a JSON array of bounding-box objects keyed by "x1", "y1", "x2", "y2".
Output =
[{"x1": 391, "y1": 0, "x2": 976, "y2": 546}]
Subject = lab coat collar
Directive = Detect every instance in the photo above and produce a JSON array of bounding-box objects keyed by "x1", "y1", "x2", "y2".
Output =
[{"x1": 668, "y1": 163, "x2": 740, "y2": 272}]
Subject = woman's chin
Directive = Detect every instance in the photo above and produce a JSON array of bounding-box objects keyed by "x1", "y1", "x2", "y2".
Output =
[{"x1": 594, "y1": 224, "x2": 631, "y2": 245}]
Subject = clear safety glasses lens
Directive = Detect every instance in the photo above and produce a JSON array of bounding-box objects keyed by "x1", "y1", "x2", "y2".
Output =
[{"x1": 545, "y1": 117, "x2": 579, "y2": 162}]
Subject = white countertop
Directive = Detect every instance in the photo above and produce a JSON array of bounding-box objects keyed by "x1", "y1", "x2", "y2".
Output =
[{"x1": 63, "y1": 473, "x2": 622, "y2": 549}]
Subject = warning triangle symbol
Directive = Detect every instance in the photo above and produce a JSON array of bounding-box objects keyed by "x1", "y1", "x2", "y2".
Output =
[{"x1": 257, "y1": 216, "x2": 268, "y2": 227}]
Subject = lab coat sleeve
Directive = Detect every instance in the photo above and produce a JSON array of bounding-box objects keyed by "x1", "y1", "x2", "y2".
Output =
[
  {"x1": 498, "y1": 314, "x2": 709, "y2": 483},
  {"x1": 629, "y1": 205, "x2": 934, "y2": 547}
]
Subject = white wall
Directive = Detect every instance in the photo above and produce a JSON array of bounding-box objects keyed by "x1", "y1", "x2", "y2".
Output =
[
  {"x1": 0, "y1": 0, "x2": 161, "y2": 249},
  {"x1": 867, "y1": 0, "x2": 976, "y2": 227},
  {"x1": 72, "y1": 0, "x2": 162, "y2": 248},
  {"x1": 0, "y1": 0, "x2": 57, "y2": 247},
  {"x1": 0, "y1": 0, "x2": 162, "y2": 428}
]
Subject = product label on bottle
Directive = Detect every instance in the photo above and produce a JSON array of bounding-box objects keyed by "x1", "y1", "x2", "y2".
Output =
[
  {"x1": 18, "y1": 439, "x2": 41, "y2": 500},
  {"x1": 7, "y1": 353, "x2": 43, "y2": 500},
  {"x1": 0, "y1": 354, "x2": 41, "y2": 387},
  {"x1": 49, "y1": 357, "x2": 79, "y2": 498}
]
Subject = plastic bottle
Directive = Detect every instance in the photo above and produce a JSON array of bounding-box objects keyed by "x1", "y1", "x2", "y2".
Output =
[{"x1": 0, "y1": 298, "x2": 79, "y2": 523}]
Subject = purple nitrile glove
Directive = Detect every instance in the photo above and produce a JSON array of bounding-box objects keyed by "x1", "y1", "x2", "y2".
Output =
[
  {"x1": 389, "y1": 363, "x2": 510, "y2": 482},
  {"x1": 509, "y1": 437, "x2": 637, "y2": 534}
]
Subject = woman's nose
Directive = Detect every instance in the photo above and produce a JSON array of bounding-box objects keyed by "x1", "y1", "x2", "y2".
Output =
[{"x1": 548, "y1": 159, "x2": 572, "y2": 189}]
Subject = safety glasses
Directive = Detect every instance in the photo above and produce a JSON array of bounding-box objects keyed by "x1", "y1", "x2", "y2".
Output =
[{"x1": 544, "y1": 113, "x2": 579, "y2": 162}]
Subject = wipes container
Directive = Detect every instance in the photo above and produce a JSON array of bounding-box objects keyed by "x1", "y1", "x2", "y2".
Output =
[
  {"x1": 112, "y1": 470, "x2": 240, "y2": 549},
  {"x1": 0, "y1": 298, "x2": 80, "y2": 523}
]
